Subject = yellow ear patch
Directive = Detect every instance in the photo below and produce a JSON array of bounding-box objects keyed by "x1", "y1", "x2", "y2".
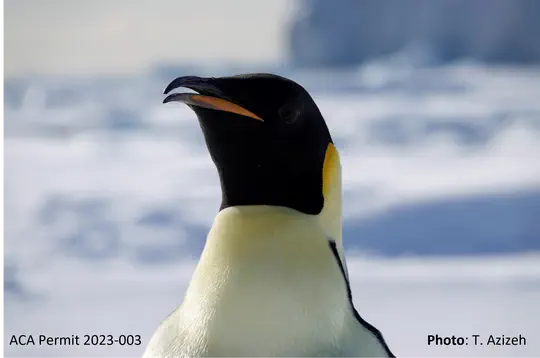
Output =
[
  {"x1": 320, "y1": 142, "x2": 347, "y2": 279},
  {"x1": 319, "y1": 142, "x2": 343, "y2": 243},
  {"x1": 322, "y1": 142, "x2": 339, "y2": 200}
]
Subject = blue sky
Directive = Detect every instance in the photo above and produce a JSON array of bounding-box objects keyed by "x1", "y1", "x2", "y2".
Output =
[{"x1": 4, "y1": 0, "x2": 296, "y2": 77}]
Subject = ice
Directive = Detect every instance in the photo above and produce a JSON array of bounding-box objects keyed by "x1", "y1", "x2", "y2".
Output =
[
  {"x1": 289, "y1": 0, "x2": 540, "y2": 67},
  {"x1": 4, "y1": 64, "x2": 540, "y2": 357}
]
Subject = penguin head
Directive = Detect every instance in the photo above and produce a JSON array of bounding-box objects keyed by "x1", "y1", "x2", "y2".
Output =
[{"x1": 163, "y1": 73, "x2": 340, "y2": 216}]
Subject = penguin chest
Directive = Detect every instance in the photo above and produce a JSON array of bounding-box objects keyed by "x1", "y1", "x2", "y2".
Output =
[
  {"x1": 179, "y1": 238, "x2": 351, "y2": 356},
  {"x1": 144, "y1": 306, "x2": 344, "y2": 358}
]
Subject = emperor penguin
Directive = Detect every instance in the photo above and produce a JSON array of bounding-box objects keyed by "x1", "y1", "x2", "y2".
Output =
[{"x1": 143, "y1": 74, "x2": 395, "y2": 357}]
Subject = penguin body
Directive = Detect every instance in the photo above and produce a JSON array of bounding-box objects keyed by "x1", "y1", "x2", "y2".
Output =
[{"x1": 143, "y1": 74, "x2": 395, "y2": 357}]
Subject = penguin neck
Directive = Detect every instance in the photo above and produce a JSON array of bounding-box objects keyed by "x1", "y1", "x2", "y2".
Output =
[{"x1": 180, "y1": 206, "x2": 350, "y2": 355}]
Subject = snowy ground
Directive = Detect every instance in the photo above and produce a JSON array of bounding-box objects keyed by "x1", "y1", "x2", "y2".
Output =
[
  {"x1": 5, "y1": 255, "x2": 540, "y2": 357},
  {"x1": 4, "y1": 64, "x2": 540, "y2": 357}
]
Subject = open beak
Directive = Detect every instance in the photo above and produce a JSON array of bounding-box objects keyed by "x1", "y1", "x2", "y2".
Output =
[{"x1": 163, "y1": 76, "x2": 263, "y2": 121}]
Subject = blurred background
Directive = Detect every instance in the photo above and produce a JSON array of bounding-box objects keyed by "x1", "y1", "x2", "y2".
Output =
[{"x1": 4, "y1": 0, "x2": 540, "y2": 356}]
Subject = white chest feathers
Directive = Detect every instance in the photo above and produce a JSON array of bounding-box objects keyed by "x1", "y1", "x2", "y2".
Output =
[{"x1": 143, "y1": 206, "x2": 384, "y2": 357}]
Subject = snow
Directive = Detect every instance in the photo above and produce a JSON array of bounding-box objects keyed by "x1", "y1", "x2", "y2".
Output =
[
  {"x1": 5, "y1": 256, "x2": 540, "y2": 357},
  {"x1": 289, "y1": 0, "x2": 540, "y2": 67},
  {"x1": 4, "y1": 64, "x2": 540, "y2": 357}
]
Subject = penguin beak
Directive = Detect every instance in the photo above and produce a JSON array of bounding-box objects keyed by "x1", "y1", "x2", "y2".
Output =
[{"x1": 163, "y1": 76, "x2": 263, "y2": 121}]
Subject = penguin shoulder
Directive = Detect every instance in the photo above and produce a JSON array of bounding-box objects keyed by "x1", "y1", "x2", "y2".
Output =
[{"x1": 142, "y1": 306, "x2": 207, "y2": 358}]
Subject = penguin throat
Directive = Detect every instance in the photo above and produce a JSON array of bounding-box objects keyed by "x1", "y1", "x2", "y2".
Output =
[{"x1": 217, "y1": 166, "x2": 324, "y2": 215}]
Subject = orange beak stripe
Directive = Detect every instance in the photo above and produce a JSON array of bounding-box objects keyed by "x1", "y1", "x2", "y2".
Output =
[{"x1": 163, "y1": 93, "x2": 263, "y2": 121}]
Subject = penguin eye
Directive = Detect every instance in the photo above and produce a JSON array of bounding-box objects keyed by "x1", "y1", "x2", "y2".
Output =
[{"x1": 278, "y1": 103, "x2": 300, "y2": 124}]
